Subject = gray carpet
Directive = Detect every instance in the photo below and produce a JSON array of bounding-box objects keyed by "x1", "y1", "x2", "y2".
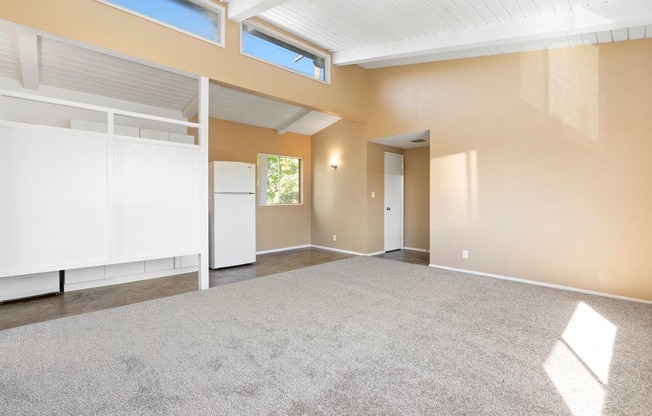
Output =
[{"x1": 1, "y1": 257, "x2": 651, "y2": 415}]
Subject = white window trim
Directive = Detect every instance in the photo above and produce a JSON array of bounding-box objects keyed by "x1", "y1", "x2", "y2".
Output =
[
  {"x1": 240, "y1": 20, "x2": 331, "y2": 85},
  {"x1": 258, "y1": 153, "x2": 304, "y2": 206},
  {"x1": 97, "y1": 0, "x2": 225, "y2": 48}
]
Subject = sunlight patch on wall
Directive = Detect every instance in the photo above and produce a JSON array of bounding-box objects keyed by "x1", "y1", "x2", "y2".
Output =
[
  {"x1": 543, "y1": 302, "x2": 617, "y2": 416},
  {"x1": 549, "y1": 47, "x2": 600, "y2": 142},
  {"x1": 430, "y1": 150, "x2": 478, "y2": 230}
]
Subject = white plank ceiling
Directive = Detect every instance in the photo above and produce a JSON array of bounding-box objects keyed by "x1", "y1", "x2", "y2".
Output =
[
  {"x1": 0, "y1": 25, "x2": 20, "y2": 81},
  {"x1": 0, "y1": 25, "x2": 338, "y2": 136},
  {"x1": 363, "y1": 26, "x2": 652, "y2": 68},
  {"x1": 234, "y1": 0, "x2": 652, "y2": 68}
]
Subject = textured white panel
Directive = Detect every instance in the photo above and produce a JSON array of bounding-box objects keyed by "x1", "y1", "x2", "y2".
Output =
[
  {"x1": 210, "y1": 85, "x2": 304, "y2": 129},
  {"x1": 0, "y1": 124, "x2": 108, "y2": 277},
  {"x1": 285, "y1": 111, "x2": 341, "y2": 136},
  {"x1": 113, "y1": 139, "x2": 200, "y2": 261}
]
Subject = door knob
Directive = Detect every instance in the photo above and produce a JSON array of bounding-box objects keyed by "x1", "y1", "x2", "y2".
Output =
[{"x1": 386, "y1": 207, "x2": 391, "y2": 211}]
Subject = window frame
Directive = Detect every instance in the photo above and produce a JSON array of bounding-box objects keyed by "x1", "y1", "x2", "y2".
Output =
[
  {"x1": 257, "y1": 153, "x2": 304, "y2": 207},
  {"x1": 97, "y1": 0, "x2": 226, "y2": 47},
  {"x1": 240, "y1": 20, "x2": 331, "y2": 85}
]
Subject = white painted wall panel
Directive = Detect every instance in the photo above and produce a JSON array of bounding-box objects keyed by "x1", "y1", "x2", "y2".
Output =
[
  {"x1": 113, "y1": 139, "x2": 200, "y2": 261},
  {"x1": 0, "y1": 124, "x2": 108, "y2": 277}
]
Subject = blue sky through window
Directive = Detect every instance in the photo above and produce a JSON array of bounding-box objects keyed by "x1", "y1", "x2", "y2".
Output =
[
  {"x1": 242, "y1": 27, "x2": 326, "y2": 81},
  {"x1": 107, "y1": 0, "x2": 220, "y2": 42}
]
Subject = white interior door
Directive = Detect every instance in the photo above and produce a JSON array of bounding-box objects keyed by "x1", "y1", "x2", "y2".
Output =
[{"x1": 384, "y1": 152, "x2": 404, "y2": 252}]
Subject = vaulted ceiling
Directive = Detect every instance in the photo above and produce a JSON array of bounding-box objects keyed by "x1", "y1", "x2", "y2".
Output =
[{"x1": 224, "y1": 0, "x2": 652, "y2": 68}]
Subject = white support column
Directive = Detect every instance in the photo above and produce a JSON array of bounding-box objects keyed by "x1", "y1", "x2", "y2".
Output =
[{"x1": 198, "y1": 77, "x2": 210, "y2": 290}]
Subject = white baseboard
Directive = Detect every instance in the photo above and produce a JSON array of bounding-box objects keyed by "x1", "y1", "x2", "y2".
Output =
[
  {"x1": 366, "y1": 251, "x2": 385, "y2": 256},
  {"x1": 310, "y1": 245, "x2": 367, "y2": 256},
  {"x1": 429, "y1": 264, "x2": 652, "y2": 305},
  {"x1": 65, "y1": 266, "x2": 198, "y2": 292},
  {"x1": 256, "y1": 245, "x2": 312, "y2": 255},
  {"x1": 403, "y1": 247, "x2": 429, "y2": 253}
]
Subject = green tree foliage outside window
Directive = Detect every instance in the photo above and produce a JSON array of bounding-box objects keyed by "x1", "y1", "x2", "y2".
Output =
[{"x1": 262, "y1": 155, "x2": 301, "y2": 204}]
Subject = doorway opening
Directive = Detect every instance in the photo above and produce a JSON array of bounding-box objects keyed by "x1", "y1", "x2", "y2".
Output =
[{"x1": 384, "y1": 152, "x2": 404, "y2": 252}]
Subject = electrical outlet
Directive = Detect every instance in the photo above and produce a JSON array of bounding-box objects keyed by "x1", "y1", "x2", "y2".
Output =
[
  {"x1": 462, "y1": 250, "x2": 469, "y2": 259},
  {"x1": 333, "y1": 235, "x2": 337, "y2": 242}
]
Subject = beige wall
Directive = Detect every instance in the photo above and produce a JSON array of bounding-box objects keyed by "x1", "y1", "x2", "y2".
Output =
[
  {"x1": 366, "y1": 143, "x2": 404, "y2": 254},
  {"x1": 404, "y1": 147, "x2": 429, "y2": 251},
  {"x1": 0, "y1": 0, "x2": 367, "y2": 121},
  {"x1": 209, "y1": 118, "x2": 311, "y2": 252},
  {"x1": 367, "y1": 40, "x2": 652, "y2": 300},
  {"x1": 311, "y1": 119, "x2": 368, "y2": 253}
]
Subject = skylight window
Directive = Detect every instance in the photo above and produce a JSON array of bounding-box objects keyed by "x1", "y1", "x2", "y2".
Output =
[
  {"x1": 242, "y1": 21, "x2": 330, "y2": 83},
  {"x1": 99, "y1": 0, "x2": 224, "y2": 46}
]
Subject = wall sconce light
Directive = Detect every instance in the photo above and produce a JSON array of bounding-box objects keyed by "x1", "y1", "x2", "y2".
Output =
[{"x1": 330, "y1": 158, "x2": 338, "y2": 170}]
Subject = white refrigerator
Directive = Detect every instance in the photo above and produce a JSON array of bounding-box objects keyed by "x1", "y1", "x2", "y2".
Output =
[{"x1": 209, "y1": 161, "x2": 256, "y2": 269}]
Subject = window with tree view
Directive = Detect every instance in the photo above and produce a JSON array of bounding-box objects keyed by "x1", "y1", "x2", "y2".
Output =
[{"x1": 258, "y1": 154, "x2": 302, "y2": 205}]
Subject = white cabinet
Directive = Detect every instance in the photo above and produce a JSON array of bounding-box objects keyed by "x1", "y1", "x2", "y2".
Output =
[
  {"x1": 106, "y1": 262, "x2": 145, "y2": 278},
  {"x1": 65, "y1": 266, "x2": 105, "y2": 284},
  {"x1": 145, "y1": 258, "x2": 175, "y2": 272},
  {"x1": 70, "y1": 120, "x2": 193, "y2": 142},
  {"x1": 140, "y1": 128, "x2": 169, "y2": 142},
  {"x1": 69, "y1": 119, "x2": 139, "y2": 137},
  {"x1": 176, "y1": 255, "x2": 199, "y2": 268},
  {"x1": 169, "y1": 132, "x2": 195, "y2": 144},
  {"x1": 0, "y1": 272, "x2": 59, "y2": 303}
]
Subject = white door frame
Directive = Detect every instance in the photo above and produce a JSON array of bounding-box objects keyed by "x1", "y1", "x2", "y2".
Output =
[{"x1": 384, "y1": 152, "x2": 404, "y2": 252}]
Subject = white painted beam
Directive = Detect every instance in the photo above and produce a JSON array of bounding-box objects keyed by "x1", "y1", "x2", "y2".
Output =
[
  {"x1": 182, "y1": 94, "x2": 198, "y2": 119},
  {"x1": 227, "y1": 0, "x2": 288, "y2": 22},
  {"x1": 16, "y1": 31, "x2": 39, "y2": 90},
  {"x1": 333, "y1": 0, "x2": 652, "y2": 66},
  {"x1": 275, "y1": 109, "x2": 312, "y2": 135},
  {"x1": 183, "y1": 84, "x2": 220, "y2": 119},
  {"x1": 198, "y1": 76, "x2": 210, "y2": 291}
]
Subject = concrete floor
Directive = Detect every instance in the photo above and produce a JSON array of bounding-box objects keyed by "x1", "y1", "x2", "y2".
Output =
[
  {"x1": 0, "y1": 248, "x2": 426, "y2": 331},
  {"x1": 374, "y1": 249, "x2": 429, "y2": 265}
]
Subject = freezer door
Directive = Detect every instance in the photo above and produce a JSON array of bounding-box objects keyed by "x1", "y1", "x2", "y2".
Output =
[
  {"x1": 210, "y1": 193, "x2": 256, "y2": 269},
  {"x1": 211, "y1": 161, "x2": 256, "y2": 194}
]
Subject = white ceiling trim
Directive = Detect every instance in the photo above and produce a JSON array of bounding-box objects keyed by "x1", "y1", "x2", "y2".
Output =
[
  {"x1": 16, "y1": 31, "x2": 39, "y2": 90},
  {"x1": 333, "y1": 0, "x2": 652, "y2": 66},
  {"x1": 226, "y1": 0, "x2": 290, "y2": 23}
]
